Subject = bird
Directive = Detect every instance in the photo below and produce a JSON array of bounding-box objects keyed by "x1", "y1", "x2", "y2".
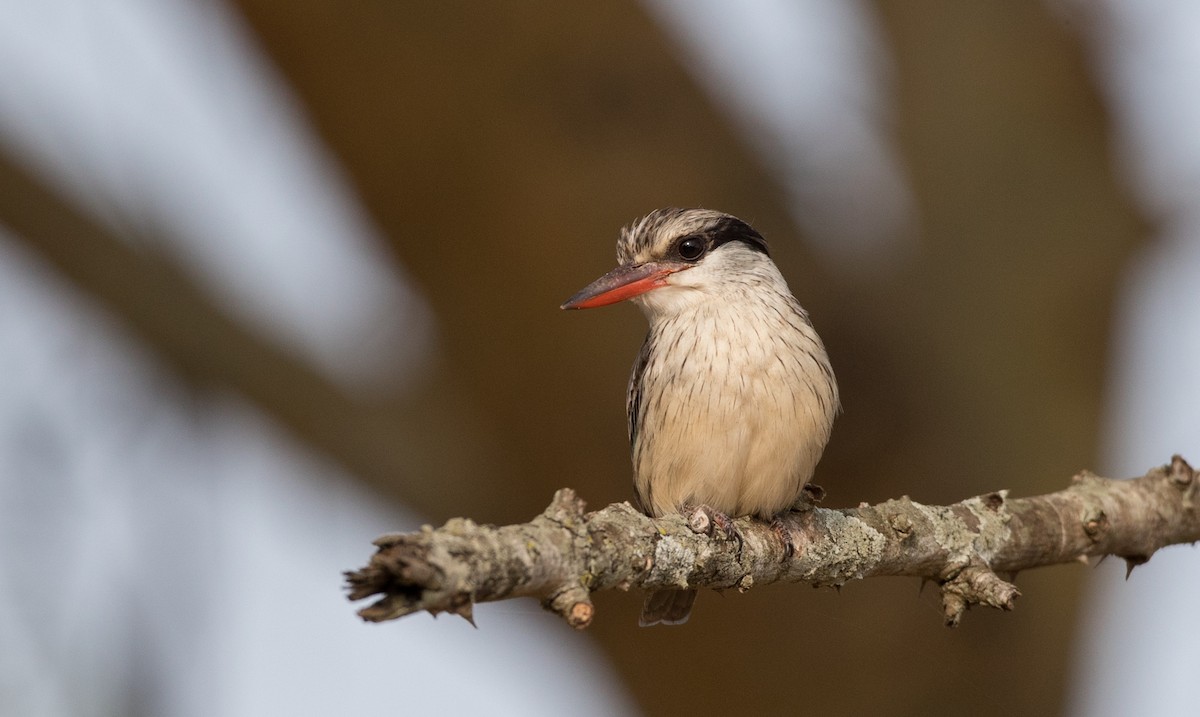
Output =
[{"x1": 561, "y1": 208, "x2": 839, "y2": 626}]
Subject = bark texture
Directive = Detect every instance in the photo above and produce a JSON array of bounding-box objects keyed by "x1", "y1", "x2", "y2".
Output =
[{"x1": 346, "y1": 456, "x2": 1198, "y2": 629}]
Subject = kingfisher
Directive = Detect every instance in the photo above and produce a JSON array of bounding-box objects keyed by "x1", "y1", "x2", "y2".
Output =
[{"x1": 562, "y1": 208, "x2": 839, "y2": 626}]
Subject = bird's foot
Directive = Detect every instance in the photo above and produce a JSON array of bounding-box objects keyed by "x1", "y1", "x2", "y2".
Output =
[
  {"x1": 684, "y1": 504, "x2": 745, "y2": 559},
  {"x1": 768, "y1": 516, "x2": 796, "y2": 561}
]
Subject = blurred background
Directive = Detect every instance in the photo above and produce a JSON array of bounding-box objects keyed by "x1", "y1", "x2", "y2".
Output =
[{"x1": 1, "y1": 1, "x2": 1197, "y2": 715}]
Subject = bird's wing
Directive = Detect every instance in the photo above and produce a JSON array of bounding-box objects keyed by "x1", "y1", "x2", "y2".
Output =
[
  {"x1": 626, "y1": 332, "x2": 652, "y2": 448},
  {"x1": 626, "y1": 331, "x2": 653, "y2": 514}
]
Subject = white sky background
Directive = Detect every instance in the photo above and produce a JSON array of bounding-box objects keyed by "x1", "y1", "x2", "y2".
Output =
[{"x1": 0, "y1": 0, "x2": 636, "y2": 715}]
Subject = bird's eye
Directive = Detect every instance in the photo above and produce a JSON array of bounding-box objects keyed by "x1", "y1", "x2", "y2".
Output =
[{"x1": 677, "y1": 237, "x2": 706, "y2": 261}]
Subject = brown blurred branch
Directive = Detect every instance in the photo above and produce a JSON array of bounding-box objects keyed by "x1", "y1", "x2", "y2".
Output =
[
  {"x1": 347, "y1": 456, "x2": 1199, "y2": 629},
  {"x1": 0, "y1": 149, "x2": 484, "y2": 515}
]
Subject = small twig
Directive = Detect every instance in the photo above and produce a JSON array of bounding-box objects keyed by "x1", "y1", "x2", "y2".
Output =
[{"x1": 346, "y1": 456, "x2": 1199, "y2": 629}]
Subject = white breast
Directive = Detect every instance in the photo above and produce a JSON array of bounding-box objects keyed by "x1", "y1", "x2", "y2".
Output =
[{"x1": 630, "y1": 278, "x2": 837, "y2": 519}]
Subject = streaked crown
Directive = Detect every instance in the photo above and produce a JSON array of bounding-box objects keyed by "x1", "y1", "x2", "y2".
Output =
[{"x1": 617, "y1": 208, "x2": 769, "y2": 266}]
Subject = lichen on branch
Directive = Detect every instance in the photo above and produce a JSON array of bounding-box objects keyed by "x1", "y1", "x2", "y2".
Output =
[{"x1": 345, "y1": 456, "x2": 1199, "y2": 629}]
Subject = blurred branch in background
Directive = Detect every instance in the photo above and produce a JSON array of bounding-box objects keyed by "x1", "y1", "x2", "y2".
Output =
[
  {"x1": 0, "y1": 149, "x2": 491, "y2": 516},
  {"x1": 347, "y1": 457, "x2": 1200, "y2": 630}
]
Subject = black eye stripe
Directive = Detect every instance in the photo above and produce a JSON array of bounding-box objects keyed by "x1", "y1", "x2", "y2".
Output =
[
  {"x1": 708, "y1": 217, "x2": 769, "y2": 256},
  {"x1": 671, "y1": 218, "x2": 770, "y2": 261}
]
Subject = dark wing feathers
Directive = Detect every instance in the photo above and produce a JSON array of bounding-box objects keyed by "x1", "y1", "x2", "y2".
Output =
[{"x1": 626, "y1": 332, "x2": 653, "y2": 514}]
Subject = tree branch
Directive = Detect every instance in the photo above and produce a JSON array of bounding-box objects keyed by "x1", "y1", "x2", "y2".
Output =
[{"x1": 345, "y1": 456, "x2": 1199, "y2": 628}]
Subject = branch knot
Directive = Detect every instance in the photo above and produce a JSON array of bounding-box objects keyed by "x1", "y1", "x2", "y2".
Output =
[{"x1": 939, "y1": 562, "x2": 1021, "y2": 627}]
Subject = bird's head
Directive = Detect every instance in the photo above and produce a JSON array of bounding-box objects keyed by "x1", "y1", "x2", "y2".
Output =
[{"x1": 561, "y1": 208, "x2": 774, "y2": 318}]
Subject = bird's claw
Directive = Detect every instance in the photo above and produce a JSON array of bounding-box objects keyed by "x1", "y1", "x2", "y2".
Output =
[
  {"x1": 710, "y1": 510, "x2": 744, "y2": 557},
  {"x1": 685, "y1": 504, "x2": 745, "y2": 560},
  {"x1": 770, "y1": 516, "x2": 796, "y2": 561}
]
